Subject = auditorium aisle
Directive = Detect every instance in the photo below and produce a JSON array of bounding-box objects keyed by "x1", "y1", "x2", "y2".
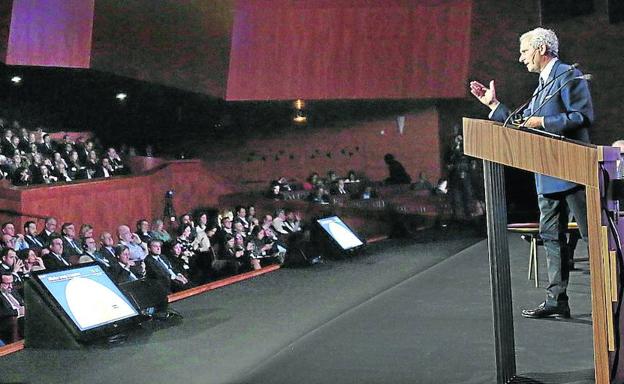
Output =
[{"x1": 0, "y1": 228, "x2": 595, "y2": 384}]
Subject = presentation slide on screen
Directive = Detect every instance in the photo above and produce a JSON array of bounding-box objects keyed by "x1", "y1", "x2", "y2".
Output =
[
  {"x1": 317, "y1": 216, "x2": 364, "y2": 250},
  {"x1": 38, "y1": 266, "x2": 138, "y2": 331}
]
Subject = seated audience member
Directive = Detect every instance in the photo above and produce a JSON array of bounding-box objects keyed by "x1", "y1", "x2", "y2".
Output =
[
  {"x1": 276, "y1": 176, "x2": 292, "y2": 192},
  {"x1": 79, "y1": 236, "x2": 99, "y2": 264},
  {"x1": 34, "y1": 164, "x2": 58, "y2": 184},
  {"x1": 85, "y1": 149, "x2": 99, "y2": 172},
  {"x1": 215, "y1": 234, "x2": 252, "y2": 274},
  {"x1": 1, "y1": 129, "x2": 13, "y2": 156},
  {"x1": 384, "y1": 153, "x2": 412, "y2": 185},
  {"x1": 1, "y1": 249, "x2": 24, "y2": 288},
  {"x1": 2, "y1": 222, "x2": 28, "y2": 251},
  {"x1": 54, "y1": 161, "x2": 73, "y2": 182},
  {"x1": 232, "y1": 221, "x2": 247, "y2": 240},
  {"x1": 178, "y1": 214, "x2": 196, "y2": 240},
  {"x1": 67, "y1": 150, "x2": 85, "y2": 179},
  {"x1": 97, "y1": 232, "x2": 121, "y2": 272},
  {"x1": 0, "y1": 155, "x2": 10, "y2": 180},
  {"x1": 78, "y1": 224, "x2": 94, "y2": 248},
  {"x1": 111, "y1": 245, "x2": 141, "y2": 284},
  {"x1": 326, "y1": 170, "x2": 339, "y2": 185},
  {"x1": 23, "y1": 221, "x2": 45, "y2": 249},
  {"x1": 149, "y1": 219, "x2": 172, "y2": 243},
  {"x1": 135, "y1": 219, "x2": 153, "y2": 244},
  {"x1": 192, "y1": 222, "x2": 213, "y2": 254},
  {"x1": 21, "y1": 249, "x2": 45, "y2": 277},
  {"x1": 249, "y1": 227, "x2": 284, "y2": 267},
  {"x1": 60, "y1": 142, "x2": 73, "y2": 163},
  {"x1": 38, "y1": 134, "x2": 55, "y2": 156},
  {"x1": 330, "y1": 178, "x2": 349, "y2": 195},
  {"x1": 307, "y1": 186, "x2": 330, "y2": 204},
  {"x1": 283, "y1": 210, "x2": 302, "y2": 233},
  {"x1": 303, "y1": 172, "x2": 320, "y2": 191},
  {"x1": 106, "y1": 147, "x2": 127, "y2": 175},
  {"x1": 11, "y1": 166, "x2": 31, "y2": 186},
  {"x1": 176, "y1": 226, "x2": 199, "y2": 277},
  {"x1": 42, "y1": 236, "x2": 71, "y2": 270},
  {"x1": 266, "y1": 183, "x2": 284, "y2": 200},
  {"x1": 144, "y1": 239, "x2": 190, "y2": 293},
  {"x1": 117, "y1": 225, "x2": 147, "y2": 263},
  {"x1": 246, "y1": 205, "x2": 256, "y2": 223},
  {"x1": 94, "y1": 158, "x2": 114, "y2": 178},
  {"x1": 0, "y1": 272, "x2": 25, "y2": 334},
  {"x1": 248, "y1": 217, "x2": 260, "y2": 237},
  {"x1": 37, "y1": 217, "x2": 59, "y2": 246},
  {"x1": 60, "y1": 222, "x2": 84, "y2": 264},
  {"x1": 168, "y1": 241, "x2": 194, "y2": 275},
  {"x1": 233, "y1": 206, "x2": 250, "y2": 231},
  {"x1": 216, "y1": 216, "x2": 234, "y2": 246},
  {"x1": 195, "y1": 212, "x2": 209, "y2": 234},
  {"x1": 271, "y1": 209, "x2": 290, "y2": 236}
]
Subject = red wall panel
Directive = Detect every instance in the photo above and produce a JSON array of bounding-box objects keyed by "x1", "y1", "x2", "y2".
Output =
[
  {"x1": 209, "y1": 107, "x2": 442, "y2": 187},
  {"x1": 0, "y1": 160, "x2": 235, "y2": 238},
  {"x1": 227, "y1": 0, "x2": 472, "y2": 100},
  {"x1": 5, "y1": 0, "x2": 94, "y2": 67}
]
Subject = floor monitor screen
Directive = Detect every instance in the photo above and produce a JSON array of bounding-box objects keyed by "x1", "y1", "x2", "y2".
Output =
[
  {"x1": 316, "y1": 216, "x2": 364, "y2": 251},
  {"x1": 35, "y1": 264, "x2": 139, "y2": 332}
]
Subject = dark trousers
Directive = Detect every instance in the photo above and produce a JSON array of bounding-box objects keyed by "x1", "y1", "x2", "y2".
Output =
[{"x1": 538, "y1": 186, "x2": 588, "y2": 307}]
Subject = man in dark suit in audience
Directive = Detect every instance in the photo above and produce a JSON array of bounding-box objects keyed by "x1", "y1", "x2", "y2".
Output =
[
  {"x1": 144, "y1": 239, "x2": 190, "y2": 293},
  {"x1": 42, "y1": 237, "x2": 71, "y2": 270},
  {"x1": 23, "y1": 221, "x2": 45, "y2": 249},
  {"x1": 0, "y1": 272, "x2": 25, "y2": 320},
  {"x1": 61, "y1": 222, "x2": 83, "y2": 264},
  {"x1": 37, "y1": 217, "x2": 59, "y2": 246},
  {"x1": 38, "y1": 134, "x2": 56, "y2": 157}
]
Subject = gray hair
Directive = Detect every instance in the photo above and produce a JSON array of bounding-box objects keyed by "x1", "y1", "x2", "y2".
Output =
[{"x1": 520, "y1": 27, "x2": 559, "y2": 57}]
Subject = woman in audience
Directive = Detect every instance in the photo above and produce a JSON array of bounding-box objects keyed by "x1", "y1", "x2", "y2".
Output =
[
  {"x1": 149, "y1": 219, "x2": 172, "y2": 243},
  {"x1": 168, "y1": 241, "x2": 193, "y2": 277},
  {"x1": 303, "y1": 172, "x2": 320, "y2": 191},
  {"x1": 78, "y1": 224, "x2": 94, "y2": 248},
  {"x1": 11, "y1": 167, "x2": 31, "y2": 187},
  {"x1": 20, "y1": 249, "x2": 45, "y2": 277}
]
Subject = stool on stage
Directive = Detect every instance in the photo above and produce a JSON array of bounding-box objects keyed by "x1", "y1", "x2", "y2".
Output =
[{"x1": 507, "y1": 222, "x2": 579, "y2": 287}]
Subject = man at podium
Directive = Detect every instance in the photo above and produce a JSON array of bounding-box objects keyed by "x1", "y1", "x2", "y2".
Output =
[{"x1": 469, "y1": 27, "x2": 594, "y2": 319}]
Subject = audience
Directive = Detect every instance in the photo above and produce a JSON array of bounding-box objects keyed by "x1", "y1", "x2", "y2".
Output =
[{"x1": 0, "y1": 122, "x2": 130, "y2": 186}]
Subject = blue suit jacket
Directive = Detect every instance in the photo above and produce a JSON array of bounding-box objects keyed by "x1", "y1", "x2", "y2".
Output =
[{"x1": 490, "y1": 60, "x2": 594, "y2": 194}]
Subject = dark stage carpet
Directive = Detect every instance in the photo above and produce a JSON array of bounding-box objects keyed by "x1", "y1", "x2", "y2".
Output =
[{"x1": 0, "y1": 228, "x2": 595, "y2": 384}]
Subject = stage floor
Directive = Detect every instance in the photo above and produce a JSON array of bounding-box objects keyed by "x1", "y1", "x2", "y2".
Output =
[{"x1": 0, "y1": 228, "x2": 595, "y2": 384}]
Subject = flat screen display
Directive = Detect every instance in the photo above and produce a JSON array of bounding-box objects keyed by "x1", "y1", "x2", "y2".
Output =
[
  {"x1": 35, "y1": 264, "x2": 139, "y2": 331},
  {"x1": 316, "y1": 216, "x2": 364, "y2": 250}
]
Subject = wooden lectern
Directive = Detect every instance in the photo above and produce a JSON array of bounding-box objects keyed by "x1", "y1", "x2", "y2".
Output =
[{"x1": 463, "y1": 117, "x2": 621, "y2": 384}]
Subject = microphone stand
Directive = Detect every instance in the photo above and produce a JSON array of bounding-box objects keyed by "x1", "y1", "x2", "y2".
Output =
[
  {"x1": 502, "y1": 63, "x2": 579, "y2": 128},
  {"x1": 518, "y1": 74, "x2": 591, "y2": 129}
]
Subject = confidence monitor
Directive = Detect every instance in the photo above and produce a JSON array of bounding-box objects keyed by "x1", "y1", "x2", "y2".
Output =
[
  {"x1": 315, "y1": 215, "x2": 366, "y2": 256},
  {"x1": 25, "y1": 263, "x2": 141, "y2": 348}
]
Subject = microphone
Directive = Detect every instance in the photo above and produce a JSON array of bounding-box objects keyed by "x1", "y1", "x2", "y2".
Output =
[
  {"x1": 519, "y1": 73, "x2": 592, "y2": 128},
  {"x1": 502, "y1": 63, "x2": 580, "y2": 128}
]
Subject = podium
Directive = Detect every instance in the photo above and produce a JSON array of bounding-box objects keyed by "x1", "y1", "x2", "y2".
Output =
[{"x1": 463, "y1": 118, "x2": 621, "y2": 384}]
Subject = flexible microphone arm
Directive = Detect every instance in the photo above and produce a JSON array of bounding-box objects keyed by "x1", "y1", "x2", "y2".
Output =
[
  {"x1": 518, "y1": 74, "x2": 592, "y2": 128},
  {"x1": 502, "y1": 63, "x2": 579, "y2": 128}
]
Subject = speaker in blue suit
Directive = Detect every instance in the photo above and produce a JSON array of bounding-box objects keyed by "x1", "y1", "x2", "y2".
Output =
[{"x1": 469, "y1": 27, "x2": 593, "y2": 319}]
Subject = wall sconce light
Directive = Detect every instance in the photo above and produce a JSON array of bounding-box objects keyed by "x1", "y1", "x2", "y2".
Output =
[{"x1": 396, "y1": 115, "x2": 406, "y2": 135}]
